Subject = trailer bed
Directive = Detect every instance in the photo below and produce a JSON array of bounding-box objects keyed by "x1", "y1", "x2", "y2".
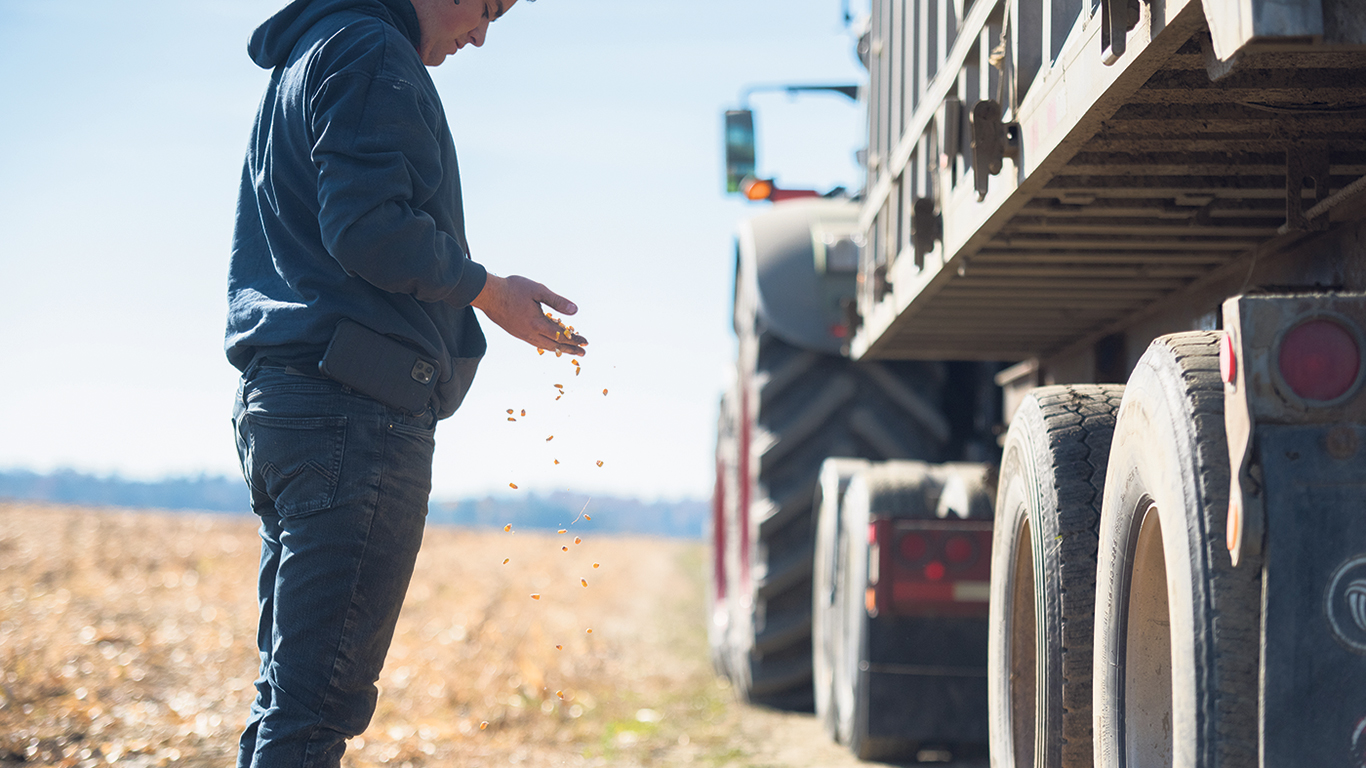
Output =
[{"x1": 853, "y1": 0, "x2": 1366, "y2": 362}]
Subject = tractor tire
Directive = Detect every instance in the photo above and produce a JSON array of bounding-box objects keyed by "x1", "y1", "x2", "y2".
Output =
[
  {"x1": 827, "y1": 460, "x2": 996, "y2": 761},
  {"x1": 726, "y1": 331, "x2": 948, "y2": 710},
  {"x1": 1093, "y1": 332, "x2": 1261, "y2": 768},
  {"x1": 987, "y1": 385, "x2": 1125, "y2": 768}
]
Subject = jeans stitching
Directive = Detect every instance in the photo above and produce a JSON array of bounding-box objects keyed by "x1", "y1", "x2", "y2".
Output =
[{"x1": 308, "y1": 413, "x2": 386, "y2": 761}]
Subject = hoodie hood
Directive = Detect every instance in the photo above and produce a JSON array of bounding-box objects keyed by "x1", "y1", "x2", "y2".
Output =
[{"x1": 248, "y1": 0, "x2": 422, "y2": 69}]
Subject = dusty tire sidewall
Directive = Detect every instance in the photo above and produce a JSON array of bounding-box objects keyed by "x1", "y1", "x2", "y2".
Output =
[
  {"x1": 988, "y1": 399, "x2": 1049, "y2": 768},
  {"x1": 1094, "y1": 358, "x2": 1208, "y2": 768}
]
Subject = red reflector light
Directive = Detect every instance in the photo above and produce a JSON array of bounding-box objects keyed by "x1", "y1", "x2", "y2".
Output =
[
  {"x1": 944, "y1": 535, "x2": 975, "y2": 564},
  {"x1": 1220, "y1": 332, "x2": 1237, "y2": 384},
  {"x1": 924, "y1": 561, "x2": 946, "y2": 581},
  {"x1": 1278, "y1": 319, "x2": 1361, "y2": 402},
  {"x1": 899, "y1": 532, "x2": 928, "y2": 562}
]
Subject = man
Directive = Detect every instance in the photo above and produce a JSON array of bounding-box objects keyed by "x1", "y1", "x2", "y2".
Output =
[{"x1": 225, "y1": 0, "x2": 584, "y2": 764}]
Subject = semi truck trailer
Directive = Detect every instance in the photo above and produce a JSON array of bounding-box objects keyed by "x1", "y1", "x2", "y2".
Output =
[{"x1": 713, "y1": 0, "x2": 1366, "y2": 764}]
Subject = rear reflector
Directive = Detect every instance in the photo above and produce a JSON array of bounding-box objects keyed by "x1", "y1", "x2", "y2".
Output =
[{"x1": 1278, "y1": 318, "x2": 1361, "y2": 402}]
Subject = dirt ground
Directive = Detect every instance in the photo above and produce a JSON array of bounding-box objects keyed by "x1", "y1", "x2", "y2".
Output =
[{"x1": 0, "y1": 503, "x2": 942, "y2": 768}]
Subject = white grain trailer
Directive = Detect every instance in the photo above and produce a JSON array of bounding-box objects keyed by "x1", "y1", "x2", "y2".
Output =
[{"x1": 852, "y1": 0, "x2": 1366, "y2": 765}]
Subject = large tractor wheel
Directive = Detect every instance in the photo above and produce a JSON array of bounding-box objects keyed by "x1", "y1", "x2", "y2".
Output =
[
  {"x1": 721, "y1": 331, "x2": 948, "y2": 710},
  {"x1": 1093, "y1": 332, "x2": 1262, "y2": 768},
  {"x1": 987, "y1": 385, "x2": 1124, "y2": 768}
]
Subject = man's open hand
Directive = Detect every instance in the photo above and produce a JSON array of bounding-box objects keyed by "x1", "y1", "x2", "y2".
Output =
[{"x1": 470, "y1": 274, "x2": 587, "y2": 356}]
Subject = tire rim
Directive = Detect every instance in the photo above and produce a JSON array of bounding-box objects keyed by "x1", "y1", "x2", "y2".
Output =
[
  {"x1": 1124, "y1": 502, "x2": 1174, "y2": 768},
  {"x1": 1008, "y1": 517, "x2": 1038, "y2": 767}
]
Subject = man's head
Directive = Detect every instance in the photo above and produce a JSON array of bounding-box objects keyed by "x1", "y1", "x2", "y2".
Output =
[{"x1": 409, "y1": 0, "x2": 520, "y2": 66}]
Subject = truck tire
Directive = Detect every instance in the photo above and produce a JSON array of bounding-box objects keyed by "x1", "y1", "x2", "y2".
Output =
[
  {"x1": 987, "y1": 385, "x2": 1124, "y2": 768},
  {"x1": 728, "y1": 332, "x2": 948, "y2": 710},
  {"x1": 825, "y1": 460, "x2": 995, "y2": 761},
  {"x1": 1093, "y1": 332, "x2": 1261, "y2": 768},
  {"x1": 812, "y1": 458, "x2": 868, "y2": 742}
]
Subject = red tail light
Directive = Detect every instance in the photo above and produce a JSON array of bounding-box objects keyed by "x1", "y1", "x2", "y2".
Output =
[
  {"x1": 871, "y1": 521, "x2": 992, "y2": 618},
  {"x1": 1278, "y1": 318, "x2": 1362, "y2": 402},
  {"x1": 943, "y1": 534, "x2": 976, "y2": 565},
  {"x1": 899, "y1": 532, "x2": 928, "y2": 562}
]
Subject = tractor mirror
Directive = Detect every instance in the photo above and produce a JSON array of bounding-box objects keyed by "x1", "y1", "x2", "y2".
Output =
[{"x1": 724, "y1": 110, "x2": 756, "y2": 194}]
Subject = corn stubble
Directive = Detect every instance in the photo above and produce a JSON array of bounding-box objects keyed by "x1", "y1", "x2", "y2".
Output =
[{"x1": 1, "y1": 503, "x2": 724, "y2": 767}]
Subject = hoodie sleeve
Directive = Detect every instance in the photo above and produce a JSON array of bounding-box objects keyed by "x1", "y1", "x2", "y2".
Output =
[{"x1": 309, "y1": 63, "x2": 487, "y2": 308}]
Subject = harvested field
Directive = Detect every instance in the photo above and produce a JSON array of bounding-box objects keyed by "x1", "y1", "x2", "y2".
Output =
[{"x1": 0, "y1": 503, "x2": 883, "y2": 768}]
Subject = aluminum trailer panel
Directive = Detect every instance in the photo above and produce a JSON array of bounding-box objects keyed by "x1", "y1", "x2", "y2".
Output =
[{"x1": 852, "y1": 0, "x2": 1366, "y2": 362}]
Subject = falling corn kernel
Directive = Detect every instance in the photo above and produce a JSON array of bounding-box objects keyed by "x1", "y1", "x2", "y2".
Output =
[
  {"x1": 562, "y1": 546, "x2": 569, "y2": 552},
  {"x1": 602, "y1": 389, "x2": 608, "y2": 396},
  {"x1": 554, "y1": 459, "x2": 560, "y2": 465},
  {"x1": 531, "y1": 594, "x2": 541, "y2": 600},
  {"x1": 555, "y1": 644, "x2": 563, "y2": 650},
  {"x1": 556, "y1": 690, "x2": 564, "y2": 699},
  {"x1": 575, "y1": 368, "x2": 581, "y2": 376},
  {"x1": 510, "y1": 483, "x2": 520, "y2": 490},
  {"x1": 558, "y1": 529, "x2": 567, "y2": 534},
  {"x1": 555, "y1": 350, "x2": 562, "y2": 358},
  {"x1": 593, "y1": 563, "x2": 600, "y2": 569},
  {"x1": 596, "y1": 460, "x2": 604, "y2": 467},
  {"x1": 502, "y1": 558, "x2": 510, "y2": 565},
  {"x1": 555, "y1": 395, "x2": 562, "y2": 401},
  {"x1": 572, "y1": 359, "x2": 579, "y2": 367},
  {"x1": 586, "y1": 628, "x2": 593, "y2": 634},
  {"x1": 584, "y1": 514, "x2": 592, "y2": 521},
  {"x1": 506, "y1": 409, "x2": 514, "y2": 414},
  {"x1": 480, "y1": 721, "x2": 489, "y2": 730},
  {"x1": 581, "y1": 579, "x2": 588, "y2": 587},
  {"x1": 546, "y1": 435, "x2": 554, "y2": 442},
  {"x1": 554, "y1": 384, "x2": 564, "y2": 389},
  {"x1": 520, "y1": 409, "x2": 526, "y2": 417},
  {"x1": 574, "y1": 537, "x2": 581, "y2": 544},
  {"x1": 537, "y1": 348, "x2": 545, "y2": 355},
  {"x1": 504, "y1": 523, "x2": 512, "y2": 532}
]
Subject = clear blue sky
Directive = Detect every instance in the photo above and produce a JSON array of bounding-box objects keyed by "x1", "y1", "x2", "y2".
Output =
[{"x1": 0, "y1": 0, "x2": 868, "y2": 502}]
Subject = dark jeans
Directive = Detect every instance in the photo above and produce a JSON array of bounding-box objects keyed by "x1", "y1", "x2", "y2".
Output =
[{"x1": 232, "y1": 367, "x2": 436, "y2": 768}]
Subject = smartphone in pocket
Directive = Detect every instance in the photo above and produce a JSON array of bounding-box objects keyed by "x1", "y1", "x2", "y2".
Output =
[{"x1": 319, "y1": 319, "x2": 438, "y2": 414}]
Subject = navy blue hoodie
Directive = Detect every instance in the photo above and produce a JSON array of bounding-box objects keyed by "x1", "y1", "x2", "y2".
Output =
[{"x1": 226, "y1": 0, "x2": 487, "y2": 418}]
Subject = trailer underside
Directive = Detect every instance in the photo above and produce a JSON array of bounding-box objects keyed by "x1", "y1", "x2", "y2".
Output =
[{"x1": 853, "y1": 0, "x2": 1366, "y2": 364}]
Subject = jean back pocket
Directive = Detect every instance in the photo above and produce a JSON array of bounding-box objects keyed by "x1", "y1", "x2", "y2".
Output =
[{"x1": 241, "y1": 413, "x2": 348, "y2": 518}]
